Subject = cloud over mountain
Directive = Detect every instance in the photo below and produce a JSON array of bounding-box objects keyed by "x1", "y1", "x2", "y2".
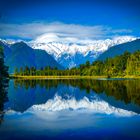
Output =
[{"x1": 0, "y1": 22, "x2": 132, "y2": 40}]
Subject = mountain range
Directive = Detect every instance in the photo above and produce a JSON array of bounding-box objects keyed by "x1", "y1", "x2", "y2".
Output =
[
  {"x1": 0, "y1": 35, "x2": 139, "y2": 73},
  {"x1": 29, "y1": 34, "x2": 136, "y2": 68},
  {"x1": 0, "y1": 41, "x2": 63, "y2": 73},
  {"x1": 97, "y1": 39, "x2": 140, "y2": 60}
]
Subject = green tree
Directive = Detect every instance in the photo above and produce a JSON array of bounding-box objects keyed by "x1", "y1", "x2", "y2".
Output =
[
  {"x1": 14, "y1": 68, "x2": 18, "y2": 75},
  {"x1": 86, "y1": 61, "x2": 90, "y2": 68}
]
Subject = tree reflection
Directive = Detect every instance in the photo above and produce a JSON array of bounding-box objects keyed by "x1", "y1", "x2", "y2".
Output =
[
  {"x1": 0, "y1": 78, "x2": 9, "y2": 125},
  {"x1": 14, "y1": 79, "x2": 140, "y2": 106}
]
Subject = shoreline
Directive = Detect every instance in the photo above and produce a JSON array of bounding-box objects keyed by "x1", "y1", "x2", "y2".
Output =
[{"x1": 10, "y1": 75, "x2": 140, "y2": 80}]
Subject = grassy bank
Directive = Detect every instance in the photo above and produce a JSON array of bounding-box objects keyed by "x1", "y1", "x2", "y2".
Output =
[
  {"x1": 10, "y1": 75, "x2": 140, "y2": 80},
  {"x1": 10, "y1": 75, "x2": 107, "y2": 80}
]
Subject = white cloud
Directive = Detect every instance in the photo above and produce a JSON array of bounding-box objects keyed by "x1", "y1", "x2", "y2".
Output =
[{"x1": 0, "y1": 22, "x2": 132, "y2": 40}]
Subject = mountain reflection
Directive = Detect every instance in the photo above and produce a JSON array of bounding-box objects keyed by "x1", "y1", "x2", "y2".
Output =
[{"x1": 7, "y1": 79, "x2": 140, "y2": 113}]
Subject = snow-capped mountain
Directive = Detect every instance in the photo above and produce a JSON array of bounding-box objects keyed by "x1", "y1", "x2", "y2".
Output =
[
  {"x1": 29, "y1": 34, "x2": 136, "y2": 68},
  {"x1": 0, "y1": 38, "x2": 15, "y2": 45}
]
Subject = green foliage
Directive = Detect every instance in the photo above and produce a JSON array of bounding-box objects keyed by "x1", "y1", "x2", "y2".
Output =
[
  {"x1": 14, "y1": 66, "x2": 81, "y2": 76},
  {"x1": 14, "y1": 79, "x2": 140, "y2": 107},
  {"x1": 80, "y1": 50, "x2": 140, "y2": 77},
  {"x1": 85, "y1": 61, "x2": 90, "y2": 68},
  {"x1": 0, "y1": 46, "x2": 9, "y2": 78},
  {"x1": 126, "y1": 50, "x2": 140, "y2": 75},
  {"x1": 13, "y1": 50, "x2": 140, "y2": 77},
  {"x1": 4, "y1": 42, "x2": 63, "y2": 73}
]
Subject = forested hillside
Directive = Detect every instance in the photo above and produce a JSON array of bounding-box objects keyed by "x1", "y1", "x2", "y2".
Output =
[
  {"x1": 14, "y1": 50, "x2": 140, "y2": 77},
  {"x1": 81, "y1": 50, "x2": 140, "y2": 76},
  {"x1": 0, "y1": 41, "x2": 63, "y2": 73}
]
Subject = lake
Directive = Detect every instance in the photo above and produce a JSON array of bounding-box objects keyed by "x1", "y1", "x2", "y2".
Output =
[{"x1": 0, "y1": 79, "x2": 140, "y2": 140}]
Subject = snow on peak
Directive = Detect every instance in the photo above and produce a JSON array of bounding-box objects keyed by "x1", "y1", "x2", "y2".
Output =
[
  {"x1": 30, "y1": 34, "x2": 136, "y2": 57},
  {"x1": 28, "y1": 34, "x2": 137, "y2": 68},
  {"x1": 0, "y1": 38, "x2": 15, "y2": 45}
]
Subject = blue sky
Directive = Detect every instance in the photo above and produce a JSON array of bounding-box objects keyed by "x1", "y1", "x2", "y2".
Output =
[{"x1": 0, "y1": 0, "x2": 140, "y2": 40}]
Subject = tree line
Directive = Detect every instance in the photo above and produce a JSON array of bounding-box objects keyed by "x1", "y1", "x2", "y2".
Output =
[
  {"x1": 14, "y1": 66, "x2": 81, "y2": 76},
  {"x1": 14, "y1": 50, "x2": 140, "y2": 77},
  {"x1": 0, "y1": 46, "x2": 9, "y2": 79},
  {"x1": 14, "y1": 79, "x2": 140, "y2": 107},
  {"x1": 81, "y1": 50, "x2": 140, "y2": 77}
]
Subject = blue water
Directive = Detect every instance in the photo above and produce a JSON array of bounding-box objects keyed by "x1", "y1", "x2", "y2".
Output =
[{"x1": 0, "y1": 79, "x2": 140, "y2": 140}]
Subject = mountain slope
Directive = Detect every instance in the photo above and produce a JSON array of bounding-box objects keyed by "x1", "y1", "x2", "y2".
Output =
[
  {"x1": 30, "y1": 34, "x2": 136, "y2": 68},
  {"x1": 0, "y1": 41, "x2": 63, "y2": 73},
  {"x1": 97, "y1": 39, "x2": 140, "y2": 61},
  {"x1": 0, "y1": 40, "x2": 11, "y2": 57}
]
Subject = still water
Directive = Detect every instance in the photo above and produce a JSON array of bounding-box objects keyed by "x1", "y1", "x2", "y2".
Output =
[{"x1": 0, "y1": 79, "x2": 140, "y2": 140}]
